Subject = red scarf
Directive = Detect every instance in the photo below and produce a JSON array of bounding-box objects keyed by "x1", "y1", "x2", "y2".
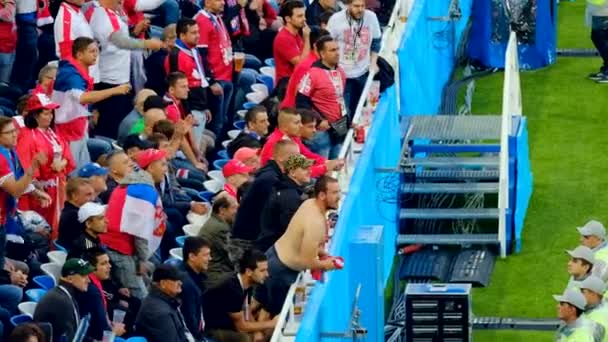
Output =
[
  {"x1": 66, "y1": 57, "x2": 94, "y2": 91},
  {"x1": 89, "y1": 274, "x2": 107, "y2": 310}
]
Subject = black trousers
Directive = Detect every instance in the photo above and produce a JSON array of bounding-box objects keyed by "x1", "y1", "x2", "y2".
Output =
[
  {"x1": 93, "y1": 82, "x2": 134, "y2": 139},
  {"x1": 592, "y1": 16, "x2": 608, "y2": 72}
]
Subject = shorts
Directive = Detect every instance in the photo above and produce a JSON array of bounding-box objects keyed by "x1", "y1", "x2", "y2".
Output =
[{"x1": 254, "y1": 246, "x2": 299, "y2": 316}]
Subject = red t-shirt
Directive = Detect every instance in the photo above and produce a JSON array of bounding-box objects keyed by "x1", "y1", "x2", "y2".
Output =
[
  {"x1": 298, "y1": 62, "x2": 346, "y2": 123},
  {"x1": 164, "y1": 44, "x2": 209, "y2": 89},
  {"x1": 0, "y1": 153, "x2": 14, "y2": 225},
  {"x1": 281, "y1": 53, "x2": 317, "y2": 109},
  {"x1": 195, "y1": 10, "x2": 233, "y2": 82},
  {"x1": 273, "y1": 28, "x2": 303, "y2": 84}
]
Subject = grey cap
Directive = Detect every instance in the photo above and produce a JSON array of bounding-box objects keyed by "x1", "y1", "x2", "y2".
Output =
[
  {"x1": 580, "y1": 276, "x2": 607, "y2": 295},
  {"x1": 553, "y1": 287, "x2": 587, "y2": 310},
  {"x1": 577, "y1": 220, "x2": 606, "y2": 239},
  {"x1": 566, "y1": 246, "x2": 595, "y2": 264}
]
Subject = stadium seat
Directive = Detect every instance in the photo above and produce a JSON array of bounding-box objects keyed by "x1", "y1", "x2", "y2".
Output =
[
  {"x1": 33, "y1": 275, "x2": 55, "y2": 290},
  {"x1": 197, "y1": 191, "x2": 215, "y2": 202},
  {"x1": 182, "y1": 224, "x2": 200, "y2": 237},
  {"x1": 10, "y1": 314, "x2": 32, "y2": 327},
  {"x1": 207, "y1": 170, "x2": 225, "y2": 183},
  {"x1": 264, "y1": 58, "x2": 275, "y2": 67},
  {"x1": 26, "y1": 288, "x2": 47, "y2": 302},
  {"x1": 127, "y1": 337, "x2": 148, "y2": 342},
  {"x1": 203, "y1": 179, "x2": 223, "y2": 193},
  {"x1": 212, "y1": 160, "x2": 229, "y2": 171},
  {"x1": 169, "y1": 248, "x2": 183, "y2": 261},
  {"x1": 251, "y1": 83, "x2": 269, "y2": 97},
  {"x1": 217, "y1": 149, "x2": 229, "y2": 160},
  {"x1": 163, "y1": 258, "x2": 181, "y2": 266},
  {"x1": 233, "y1": 120, "x2": 246, "y2": 130},
  {"x1": 175, "y1": 236, "x2": 186, "y2": 247},
  {"x1": 52, "y1": 240, "x2": 67, "y2": 252},
  {"x1": 47, "y1": 250, "x2": 67, "y2": 265},
  {"x1": 227, "y1": 129, "x2": 241, "y2": 139},
  {"x1": 18, "y1": 302, "x2": 37, "y2": 317},
  {"x1": 41, "y1": 263, "x2": 62, "y2": 283}
]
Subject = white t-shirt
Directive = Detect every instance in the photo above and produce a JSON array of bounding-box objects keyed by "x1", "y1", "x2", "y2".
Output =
[
  {"x1": 89, "y1": 7, "x2": 131, "y2": 84},
  {"x1": 54, "y1": 2, "x2": 100, "y2": 82},
  {"x1": 327, "y1": 9, "x2": 381, "y2": 79}
]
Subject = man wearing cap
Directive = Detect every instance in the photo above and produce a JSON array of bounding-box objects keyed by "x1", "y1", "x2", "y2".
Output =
[
  {"x1": 234, "y1": 147, "x2": 261, "y2": 171},
  {"x1": 135, "y1": 264, "x2": 194, "y2": 342},
  {"x1": 580, "y1": 276, "x2": 608, "y2": 341},
  {"x1": 103, "y1": 149, "x2": 168, "y2": 299},
  {"x1": 567, "y1": 246, "x2": 596, "y2": 289},
  {"x1": 222, "y1": 159, "x2": 253, "y2": 200},
  {"x1": 579, "y1": 221, "x2": 608, "y2": 276},
  {"x1": 67, "y1": 202, "x2": 107, "y2": 259},
  {"x1": 554, "y1": 287, "x2": 599, "y2": 341},
  {"x1": 78, "y1": 162, "x2": 108, "y2": 202},
  {"x1": 33, "y1": 258, "x2": 96, "y2": 342},
  {"x1": 256, "y1": 154, "x2": 313, "y2": 253}
]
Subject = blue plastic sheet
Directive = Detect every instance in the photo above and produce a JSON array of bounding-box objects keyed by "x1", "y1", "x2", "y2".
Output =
[
  {"x1": 468, "y1": 0, "x2": 556, "y2": 69},
  {"x1": 398, "y1": 0, "x2": 473, "y2": 115}
]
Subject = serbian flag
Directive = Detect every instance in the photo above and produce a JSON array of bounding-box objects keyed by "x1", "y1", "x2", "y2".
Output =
[{"x1": 106, "y1": 183, "x2": 166, "y2": 258}]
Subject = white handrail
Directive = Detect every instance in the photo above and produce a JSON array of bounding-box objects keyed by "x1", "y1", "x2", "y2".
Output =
[{"x1": 498, "y1": 30, "x2": 520, "y2": 258}]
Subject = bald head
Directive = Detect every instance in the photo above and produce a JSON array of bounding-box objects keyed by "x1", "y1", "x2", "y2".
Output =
[
  {"x1": 134, "y1": 89, "x2": 157, "y2": 113},
  {"x1": 272, "y1": 139, "x2": 299, "y2": 166}
]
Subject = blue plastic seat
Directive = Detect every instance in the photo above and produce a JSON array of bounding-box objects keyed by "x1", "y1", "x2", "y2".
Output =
[
  {"x1": 256, "y1": 75, "x2": 274, "y2": 94},
  {"x1": 243, "y1": 101, "x2": 257, "y2": 110},
  {"x1": 217, "y1": 149, "x2": 229, "y2": 160},
  {"x1": 264, "y1": 58, "x2": 275, "y2": 67},
  {"x1": 10, "y1": 314, "x2": 32, "y2": 327},
  {"x1": 114, "y1": 338, "x2": 127, "y2": 342},
  {"x1": 33, "y1": 275, "x2": 55, "y2": 290},
  {"x1": 198, "y1": 191, "x2": 215, "y2": 202},
  {"x1": 127, "y1": 337, "x2": 148, "y2": 342},
  {"x1": 175, "y1": 236, "x2": 186, "y2": 247},
  {"x1": 52, "y1": 240, "x2": 67, "y2": 252},
  {"x1": 25, "y1": 288, "x2": 47, "y2": 302},
  {"x1": 163, "y1": 258, "x2": 181, "y2": 266},
  {"x1": 213, "y1": 159, "x2": 229, "y2": 170},
  {"x1": 233, "y1": 120, "x2": 246, "y2": 130}
]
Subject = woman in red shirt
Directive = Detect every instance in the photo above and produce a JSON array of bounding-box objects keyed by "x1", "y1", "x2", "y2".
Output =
[{"x1": 16, "y1": 94, "x2": 75, "y2": 236}]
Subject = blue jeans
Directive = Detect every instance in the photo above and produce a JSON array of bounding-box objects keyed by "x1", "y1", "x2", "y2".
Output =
[
  {"x1": 171, "y1": 158, "x2": 207, "y2": 190},
  {"x1": 150, "y1": 0, "x2": 179, "y2": 26},
  {"x1": 208, "y1": 80, "x2": 234, "y2": 137},
  {"x1": 244, "y1": 54, "x2": 262, "y2": 70},
  {"x1": 344, "y1": 72, "x2": 368, "y2": 120},
  {"x1": 233, "y1": 68, "x2": 258, "y2": 116},
  {"x1": 308, "y1": 130, "x2": 342, "y2": 159},
  {"x1": 11, "y1": 23, "x2": 38, "y2": 92},
  {"x1": 0, "y1": 285, "x2": 23, "y2": 314},
  {"x1": 0, "y1": 53, "x2": 15, "y2": 84}
]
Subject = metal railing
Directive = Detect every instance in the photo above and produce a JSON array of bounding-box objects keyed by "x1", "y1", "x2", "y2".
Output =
[
  {"x1": 498, "y1": 30, "x2": 522, "y2": 258},
  {"x1": 270, "y1": 1, "x2": 412, "y2": 341}
]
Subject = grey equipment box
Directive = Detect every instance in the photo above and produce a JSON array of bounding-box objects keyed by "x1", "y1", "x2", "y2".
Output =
[{"x1": 404, "y1": 283, "x2": 472, "y2": 342}]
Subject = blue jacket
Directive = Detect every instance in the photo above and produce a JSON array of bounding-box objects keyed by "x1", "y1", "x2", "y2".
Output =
[{"x1": 178, "y1": 261, "x2": 207, "y2": 341}]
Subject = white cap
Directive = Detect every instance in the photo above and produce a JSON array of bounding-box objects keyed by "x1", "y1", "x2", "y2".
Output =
[{"x1": 78, "y1": 202, "x2": 107, "y2": 223}]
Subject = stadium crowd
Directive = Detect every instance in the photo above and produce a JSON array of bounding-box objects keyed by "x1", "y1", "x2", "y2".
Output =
[{"x1": 0, "y1": 0, "x2": 393, "y2": 339}]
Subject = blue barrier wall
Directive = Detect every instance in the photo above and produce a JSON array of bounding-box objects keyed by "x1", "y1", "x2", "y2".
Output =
[
  {"x1": 296, "y1": 1, "x2": 477, "y2": 339},
  {"x1": 296, "y1": 85, "x2": 401, "y2": 341},
  {"x1": 399, "y1": 0, "x2": 473, "y2": 115}
]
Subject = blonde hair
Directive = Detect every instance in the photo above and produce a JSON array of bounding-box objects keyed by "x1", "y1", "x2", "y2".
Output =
[{"x1": 134, "y1": 89, "x2": 157, "y2": 113}]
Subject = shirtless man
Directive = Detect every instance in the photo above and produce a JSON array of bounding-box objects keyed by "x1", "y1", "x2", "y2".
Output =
[{"x1": 256, "y1": 175, "x2": 342, "y2": 315}]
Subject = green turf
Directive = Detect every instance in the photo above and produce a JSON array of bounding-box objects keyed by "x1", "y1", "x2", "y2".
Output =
[{"x1": 469, "y1": 2, "x2": 608, "y2": 341}]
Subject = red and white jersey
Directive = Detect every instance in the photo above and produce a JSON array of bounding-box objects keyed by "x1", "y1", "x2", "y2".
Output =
[
  {"x1": 89, "y1": 6, "x2": 130, "y2": 84},
  {"x1": 54, "y1": 2, "x2": 99, "y2": 81},
  {"x1": 37, "y1": 0, "x2": 53, "y2": 26},
  {"x1": 122, "y1": 0, "x2": 164, "y2": 38}
]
